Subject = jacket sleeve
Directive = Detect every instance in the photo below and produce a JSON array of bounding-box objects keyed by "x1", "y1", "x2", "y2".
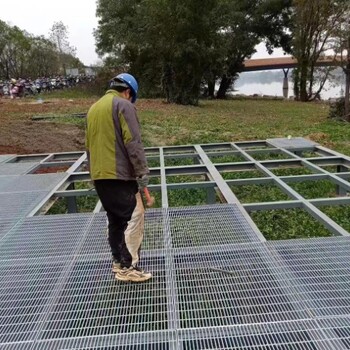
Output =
[{"x1": 118, "y1": 101, "x2": 149, "y2": 177}]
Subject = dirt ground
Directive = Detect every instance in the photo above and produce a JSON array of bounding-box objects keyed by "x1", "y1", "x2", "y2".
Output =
[{"x1": 0, "y1": 98, "x2": 95, "y2": 155}]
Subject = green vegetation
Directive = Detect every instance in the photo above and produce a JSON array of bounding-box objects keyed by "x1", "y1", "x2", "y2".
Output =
[
  {"x1": 47, "y1": 181, "x2": 97, "y2": 214},
  {"x1": 41, "y1": 97, "x2": 350, "y2": 240},
  {"x1": 250, "y1": 208, "x2": 332, "y2": 240}
]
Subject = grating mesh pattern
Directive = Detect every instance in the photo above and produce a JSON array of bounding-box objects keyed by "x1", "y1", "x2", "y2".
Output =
[
  {"x1": 39, "y1": 256, "x2": 168, "y2": 340},
  {"x1": 0, "y1": 219, "x2": 18, "y2": 240},
  {"x1": 179, "y1": 321, "x2": 333, "y2": 349},
  {"x1": 33, "y1": 334, "x2": 172, "y2": 350},
  {"x1": 0, "y1": 176, "x2": 15, "y2": 191},
  {"x1": 0, "y1": 191, "x2": 49, "y2": 219},
  {"x1": 0, "y1": 257, "x2": 69, "y2": 343},
  {"x1": 169, "y1": 204, "x2": 260, "y2": 248},
  {"x1": 0, "y1": 173, "x2": 66, "y2": 193},
  {"x1": 2, "y1": 141, "x2": 350, "y2": 349},
  {"x1": 0, "y1": 214, "x2": 93, "y2": 261},
  {"x1": 267, "y1": 237, "x2": 350, "y2": 318},
  {"x1": 175, "y1": 244, "x2": 309, "y2": 328},
  {"x1": 0, "y1": 162, "x2": 39, "y2": 175},
  {"x1": 316, "y1": 317, "x2": 350, "y2": 349},
  {"x1": 78, "y1": 210, "x2": 165, "y2": 256}
]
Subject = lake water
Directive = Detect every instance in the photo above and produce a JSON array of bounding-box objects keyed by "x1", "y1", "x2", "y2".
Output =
[{"x1": 232, "y1": 71, "x2": 344, "y2": 100}]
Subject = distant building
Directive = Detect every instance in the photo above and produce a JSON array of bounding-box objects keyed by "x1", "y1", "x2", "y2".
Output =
[
  {"x1": 66, "y1": 68, "x2": 79, "y2": 76},
  {"x1": 84, "y1": 67, "x2": 97, "y2": 76}
]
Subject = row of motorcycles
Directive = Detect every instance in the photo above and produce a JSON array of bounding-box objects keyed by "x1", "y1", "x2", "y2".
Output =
[{"x1": 0, "y1": 76, "x2": 94, "y2": 98}]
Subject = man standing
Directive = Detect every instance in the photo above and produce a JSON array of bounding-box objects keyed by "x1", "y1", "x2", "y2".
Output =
[{"x1": 86, "y1": 73, "x2": 151, "y2": 282}]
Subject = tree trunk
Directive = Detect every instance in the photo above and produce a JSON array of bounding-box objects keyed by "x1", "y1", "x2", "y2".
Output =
[
  {"x1": 299, "y1": 61, "x2": 309, "y2": 102},
  {"x1": 345, "y1": 68, "x2": 350, "y2": 122},
  {"x1": 216, "y1": 75, "x2": 232, "y2": 99},
  {"x1": 208, "y1": 80, "x2": 215, "y2": 98}
]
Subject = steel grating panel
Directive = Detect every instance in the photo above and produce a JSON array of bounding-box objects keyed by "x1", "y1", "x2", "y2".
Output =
[
  {"x1": 0, "y1": 155, "x2": 14, "y2": 163},
  {"x1": 32, "y1": 332, "x2": 173, "y2": 350},
  {"x1": 174, "y1": 244, "x2": 309, "y2": 328},
  {"x1": 316, "y1": 317, "x2": 350, "y2": 349},
  {"x1": 0, "y1": 219, "x2": 19, "y2": 240},
  {"x1": 267, "y1": 237, "x2": 350, "y2": 318},
  {"x1": 77, "y1": 210, "x2": 165, "y2": 257},
  {"x1": 0, "y1": 257, "x2": 70, "y2": 343},
  {"x1": 0, "y1": 214, "x2": 93, "y2": 261},
  {"x1": 0, "y1": 173, "x2": 67, "y2": 193},
  {"x1": 0, "y1": 162, "x2": 39, "y2": 175},
  {"x1": 179, "y1": 321, "x2": 333, "y2": 350},
  {"x1": 267, "y1": 137, "x2": 318, "y2": 150},
  {"x1": 0, "y1": 176, "x2": 15, "y2": 191},
  {"x1": 168, "y1": 204, "x2": 261, "y2": 248},
  {"x1": 0, "y1": 191, "x2": 50, "y2": 220},
  {"x1": 37, "y1": 256, "x2": 168, "y2": 341}
]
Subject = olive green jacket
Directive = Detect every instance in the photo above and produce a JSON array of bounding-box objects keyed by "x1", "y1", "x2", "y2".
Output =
[{"x1": 85, "y1": 90, "x2": 149, "y2": 181}]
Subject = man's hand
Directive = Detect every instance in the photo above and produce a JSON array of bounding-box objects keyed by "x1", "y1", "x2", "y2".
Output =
[{"x1": 137, "y1": 174, "x2": 149, "y2": 190}]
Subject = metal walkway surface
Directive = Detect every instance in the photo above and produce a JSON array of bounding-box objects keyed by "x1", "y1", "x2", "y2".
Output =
[{"x1": 1, "y1": 139, "x2": 350, "y2": 349}]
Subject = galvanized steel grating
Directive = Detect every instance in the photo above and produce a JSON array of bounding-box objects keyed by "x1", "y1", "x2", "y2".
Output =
[
  {"x1": 1, "y1": 141, "x2": 350, "y2": 349},
  {"x1": 32, "y1": 332, "x2": 173, "y2": 350},
  {"x1": 0, "y1": 219, "x2": 19, "y2": 240},
  {"x1": 267, "y1": 237, "x2": 350, "y2": 318},
  {"x1": 267, "y1": 137, "x2": 318, "y2": 149},
  {"x1": 0, "y1": 191, "x2": 50, "y2": 220},
  {"x1": 179, "y1": 320, "x2": 333, "y2": 349},
  {"x1": 0, "y1": 214, "x2": 93, "y2": 261},
  {"x1": 316, "y1": 317, "x2": 350, "y2": 349},
  {"x1": 0, "y1": 162, "x2": 39, "y2": 175},
  {"x1": 77, "y1": 210, "x2": 165, "y2": 256},
  {"x1": 0, "y1": 155, "x2": 14, "y2": 164},
  {"x1": 174, "y1": 244, "x2": 309, "y2": 328},
  {"x1": 0, "y1": 173, "x2": 67, "y2": 193},
  {"x1": 168, "y1": 204, "x2": 261, "y2": 248},
  {"x1": 0, "y1": 257, "x2": 70, "y2": 343},
  {"x1": 38, "y1": 256, "x2": 168, "y2": 340}
]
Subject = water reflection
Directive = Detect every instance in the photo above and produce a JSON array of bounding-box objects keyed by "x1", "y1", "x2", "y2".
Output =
[{"x1": 233, "y1": 70, "x2": 344, "y2": 100}]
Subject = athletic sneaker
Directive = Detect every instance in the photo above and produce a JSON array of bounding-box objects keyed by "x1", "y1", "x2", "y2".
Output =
[
  {"x1": 112, "y1": 260, "x2": 121, "y2": 273},
  {"x1": 115, "y1": 266, "x2": 152, "y2": 282}
]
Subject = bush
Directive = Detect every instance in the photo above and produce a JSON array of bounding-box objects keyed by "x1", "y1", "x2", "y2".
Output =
[{"x1": 328, "y1": 97, "x2": 346, "y2": 120}]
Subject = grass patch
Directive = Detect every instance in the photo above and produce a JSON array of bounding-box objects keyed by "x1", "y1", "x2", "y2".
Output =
[
  {"x1": 42, "y1": 87, "x2": 98, "y2": 99},
  {"x1": 250, "y1": 208, "x2": 333, "y2": 240},
  {"x1": 230, "y1": 184, "x2": 290, "y2": 203},
  {"x1": 287, "y1": 179, "x2": 339, "y2": 199},
  {"x1": 270, "y1": 167, "x2": 314, "y2": 176},
  {"x1": 221, "y1": 170, "x2": 266, "y2": 179},
  {"x1": 164, "y1": 157, "x2": 198, "y2": 167},
  {"x1": 320, "y1": 205, "x2": 350, "y2": 232},
  {"x1": 166, "y1": 175, "x2": 207, "y2": 184},
  {"x1": 168, "y1": 188, "x2": 218, "y2": 207},
  {"x1": 248, "y1": 152, "x2": 292, "y2": 161},
  {"x1": 46, "y1": 181, "x2": 97, "y2": 214},
  {"x1": 209, "y1": 154, "x2": 246, "y2": 163}
]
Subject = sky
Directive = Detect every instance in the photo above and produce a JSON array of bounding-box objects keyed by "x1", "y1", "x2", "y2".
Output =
[
  {"x1": 0, "y1": 0, "x2": 286, "y2": 66},
  {"x1": 1, "y1": 0, "x2": 99, "y2": 66}
]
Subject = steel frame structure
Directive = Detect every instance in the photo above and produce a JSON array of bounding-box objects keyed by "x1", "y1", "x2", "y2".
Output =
[
  {"x1": 1, "y1": 137, "x2": 350, "y2": 349},
  {"x1": 3, "y1": 137, "x2": 349, "y2": 238}
]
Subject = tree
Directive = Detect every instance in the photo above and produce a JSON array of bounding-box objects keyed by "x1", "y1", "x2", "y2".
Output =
[
  {"x1": 28, "y1": 36, "x2": 60, "y2": 77},
  {"x1": 94, "y1": 0, "x2": 292, "y2": 104},
  {"x1": 95, "y1": 0, "x2": 218, "y2": 105},
  {"x1": 49, "y1": 21, "x2": 77, "y2": 74},
  {"x1": 0, "y1": 22, "x2": 31, "y2": 79},
  {"x1": 291, "y1": 0, "x2": 346, "y2": 102},
  {"x1": 214, "y1": 0, "x2": 293, "y2": 99},
  {"x1": 333, "y1": 2, "x2": 350, "y2": 120}
]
